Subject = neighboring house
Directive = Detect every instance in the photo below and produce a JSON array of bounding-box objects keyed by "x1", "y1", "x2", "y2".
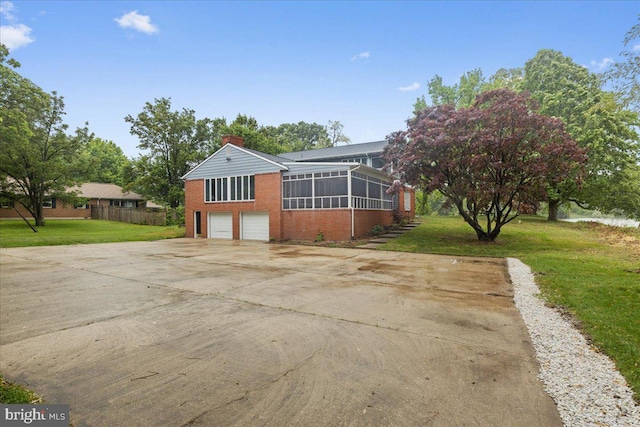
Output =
[
  {"x1": 183, "y1": 135, "x2": 414, "y2": 242},
  {"x1": 0, "y1": 182, "x2": 148, "y2": 220}
]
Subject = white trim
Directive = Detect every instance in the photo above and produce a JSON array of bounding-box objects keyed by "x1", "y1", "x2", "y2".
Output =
[{"x1": 282, "y1": 162, "x2": 360, "y2": 167}]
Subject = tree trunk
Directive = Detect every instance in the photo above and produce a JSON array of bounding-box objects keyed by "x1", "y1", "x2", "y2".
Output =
[
  {"x1": 35, "y1": 203, "x2": 45, "y2": 227},
  {"x1": 547, "y1": 199, "x2": 560, "y2": 221},
  {"x1": 475, "y1": 229, "x2": 492, "y2": 241}
]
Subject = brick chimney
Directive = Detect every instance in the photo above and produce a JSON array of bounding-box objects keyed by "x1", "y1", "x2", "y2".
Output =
[{"x1": 222, "y1": 135, "x2": 244, "y2": 147}]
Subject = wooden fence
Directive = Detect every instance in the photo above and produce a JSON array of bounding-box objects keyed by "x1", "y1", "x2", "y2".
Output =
[{"x1": 91, "y1": 205, "x2": 166, "y2": 226}]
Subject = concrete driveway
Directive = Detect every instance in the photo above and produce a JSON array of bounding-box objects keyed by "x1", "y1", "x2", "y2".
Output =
[{"x1": 0, "y1": 239, "x2": 561, "y2": 426}]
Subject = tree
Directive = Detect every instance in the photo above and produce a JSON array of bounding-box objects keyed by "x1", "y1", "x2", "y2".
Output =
[
  {"x1": 209, "y1": 116, "x2": 350, "y2": 154},
  {"x1": 575, "y1": 93, "x2": 640, "y2": 218},
  {"x1": 426, "y1": 69, "x2": 486, "y2": 109},
  {"x1": 326, "y1": 120, "x2": 351, "y2": 147},
  {"x1": 523, "y1": 49, "x2": 640, "y2": 220},
  {"x1": 606, "y1": 15, "x2": 640, "y2": 111},
  {"x1": 385, "y1": 89, "x2": 586, "y2": 241},
  {"x1": 77, "y1": 137, "x2": 131, "y2": 185},
  {"x1": 0, "y1": 44, "x2": 87, "y2": 226},
  {"x1": 125, "y1": 97, "x2": 213, "y2": 209},
  {"x1": 483, "y1": 68, "x2": 524, "y2": 91}
]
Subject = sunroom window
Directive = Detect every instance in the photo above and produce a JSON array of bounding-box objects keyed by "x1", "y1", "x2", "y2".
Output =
[{"x1": 283, "y1": 170, "x2": 393, "y2": 210}]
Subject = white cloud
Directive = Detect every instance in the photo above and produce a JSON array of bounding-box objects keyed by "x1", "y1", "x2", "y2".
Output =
[
  {"x1": 633, "y1": 43, "x2": 640, "y2": 52},
  {"x1": 398, "y1": 82, "x2": 421, "y2": 92},
  {"x1": 0, "y1": 24, "x2": 34, "y2": 49},
  {"x1": 115, "y1": 10, "x2": 158, "y2": 34},
  {"x1": 0, "y1": 1, "x2": 15, "y2": 21},
  {"x1": 590, "y1": 57, "x2": 614, "y2": 71},
  {"x1": 0, "y1": 2, "x2": 35, "y2": 51},
  {"x1": 351, "y1": 51, "x2": 370, "y2": 62}
]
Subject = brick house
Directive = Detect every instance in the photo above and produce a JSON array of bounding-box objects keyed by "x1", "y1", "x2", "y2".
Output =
[
  {"x1": 0, "y1": 182, "x2": 148, "y2": 220},
  {"x1": 183, "y1": 136, "x2": 414, "y2": 241}
]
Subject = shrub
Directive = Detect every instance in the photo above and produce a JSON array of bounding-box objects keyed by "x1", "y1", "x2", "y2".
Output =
[{"x1": 372, "y1": 225, "x2": 385, "y2": 235}]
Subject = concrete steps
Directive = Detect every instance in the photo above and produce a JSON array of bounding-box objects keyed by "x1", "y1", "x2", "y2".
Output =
[{"x1": 359, "y1": 221, "x2": 421, "y2": 249}]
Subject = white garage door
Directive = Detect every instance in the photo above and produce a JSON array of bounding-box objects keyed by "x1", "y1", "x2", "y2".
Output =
[
  {"x1": 241, "y1": 212, "x2": 269, "y2": 241},
  {"x1": 208, "y1": 212, "x2": 232, "y2": 239}
]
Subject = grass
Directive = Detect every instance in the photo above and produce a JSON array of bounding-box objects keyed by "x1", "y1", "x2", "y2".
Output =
[
  {"x1": 0, "y1": 374, "x2": 42, "y2": 404},
  {"x1": 380, "y1": 215, "x2": 640, "y2": 401},
  {"x1": 0, "y1": 219, "x2": 184, "y2": 248}
]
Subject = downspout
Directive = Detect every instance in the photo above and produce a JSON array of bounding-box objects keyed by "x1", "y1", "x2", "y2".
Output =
[{"x1": 349, "y1": 165, "x2": 363, "y2": 240}]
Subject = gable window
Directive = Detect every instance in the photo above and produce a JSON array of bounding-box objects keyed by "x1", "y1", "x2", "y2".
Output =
[{"x1": 205, "y1": 175, "x2": 255, "y2": 202}]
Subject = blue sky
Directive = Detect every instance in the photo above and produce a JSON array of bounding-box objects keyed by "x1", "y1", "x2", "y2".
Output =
[{"x1": 1, "y1": 1, "x2": 638, "y2": 158}]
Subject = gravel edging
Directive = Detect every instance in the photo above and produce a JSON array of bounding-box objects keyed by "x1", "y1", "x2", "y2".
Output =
[{"x1": 507, "y1": 258, "x2": 640, "y2": 427}]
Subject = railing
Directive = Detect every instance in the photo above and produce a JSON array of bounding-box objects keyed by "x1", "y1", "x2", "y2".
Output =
[{"x1": 351, "y1": 196, "x2": 394, "y2": 210}]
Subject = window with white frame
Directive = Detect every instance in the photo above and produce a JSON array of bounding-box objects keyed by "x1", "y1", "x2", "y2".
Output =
[{"x1": 205, "y1": 175, "x2": 255, "y2": 202}]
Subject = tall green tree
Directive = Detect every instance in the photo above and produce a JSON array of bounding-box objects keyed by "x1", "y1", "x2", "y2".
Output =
[
  {"x1": 576, "y1": 93, "x2": 640, "y2": 218},
  {"x1": 272, "y1": 121, "x2": 330, "y2": 152},
  {"x1": 125, "y1": 97, "x2": 213, "y2": 209},
  {"x1": 483, "y1": 68, "x2": 523, "y2": 91},
  {"x1": 522, "y1": 49, "x2": 640, "y2": 220},
  {"x1": 220, "y1": 114, "x2": 283, "y2": 154},
  {"x1": 420, "y1": 69, "x2": 486, "y2": 110},
  {"x1": 77, "y1": 137, "x2": 131, "y2": 185},
  {"x1": 0, "y1": 44, "x2": 87, "y2": 226},
  {"x1": 210, "y1": 116, "x2": 349, "y2": 154},
  {"x1": 606, "y1": 15, "x2": 640, "y2": 111}
]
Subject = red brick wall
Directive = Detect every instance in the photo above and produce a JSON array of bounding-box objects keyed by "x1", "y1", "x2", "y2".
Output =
[
  {"x1": 281, "y1": 209, "x2": 396, "y2": 241},
  {"x1": 398, "y1": 187, "x2": 416, "y2": 220},
  {"x1": 184, "y1": 172, "x2": 282, "y2": 239},
  {"x1": 353, "y1": 210, "x2": 394, "y2": 238},
  {"x1": 281, "y1": 209, "x2": 352, "y2": 241},
  {"x1": 184, "y1": 172, "x2": 414, "y2": 241}
]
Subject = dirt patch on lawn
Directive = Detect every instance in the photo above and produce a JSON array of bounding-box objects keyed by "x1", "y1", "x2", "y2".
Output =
[{"x1": 585, "y1": 222, "x2": 640, "y2": 255}]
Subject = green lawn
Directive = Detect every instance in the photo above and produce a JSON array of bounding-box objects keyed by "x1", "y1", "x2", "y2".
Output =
[
  {"x1": 0, "y1": 219, "x2": 184, "y2": 247},
  {"x1": 380, "y1": 216, "x2": 640, "y2": 401},
  {"x1": 0, "y1": 374, "x2": 42, "y2": 404}
]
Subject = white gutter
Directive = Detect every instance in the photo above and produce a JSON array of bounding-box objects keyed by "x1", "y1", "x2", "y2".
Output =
[{"x1": 349, "y1": 165, "x2": 366, "y2": 240}]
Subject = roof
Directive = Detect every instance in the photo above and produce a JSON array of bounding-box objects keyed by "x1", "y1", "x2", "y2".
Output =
[
  {"x1": 242, "y1": 147, "x2": 293, "y2": 166},
  {"x1": 182, "y1": 140, "x2": 393, "y2": 181},
  {"x1": 72, "y1": 183, "x2": 145, "y2": 200},
  {"x1": 279, "y1": 140, "x2": 388, "y2": 161},
  {"x1": 182, "y1": 143, "x2": 289, "y2": 180}
]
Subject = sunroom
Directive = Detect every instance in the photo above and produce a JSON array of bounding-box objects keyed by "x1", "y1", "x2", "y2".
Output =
[{"x1": 281, "y1": 163, "x2": 396, "y2": 212}]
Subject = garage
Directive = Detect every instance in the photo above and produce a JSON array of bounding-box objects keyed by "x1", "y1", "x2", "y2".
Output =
[
  {"x1": 241, "y1": 212, "x2": 270, "y2": 241},
  {"x1": 208, "y1": 212, "x2": 232, "y2": 239}
]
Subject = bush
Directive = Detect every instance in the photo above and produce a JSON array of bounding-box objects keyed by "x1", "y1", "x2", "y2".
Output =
[
  {"x1": 372, "y1": 225, "x2": 385, "y2": 235},
  {"x1": 166, "y1": 206, "x2": 185, "y2": 226}
]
